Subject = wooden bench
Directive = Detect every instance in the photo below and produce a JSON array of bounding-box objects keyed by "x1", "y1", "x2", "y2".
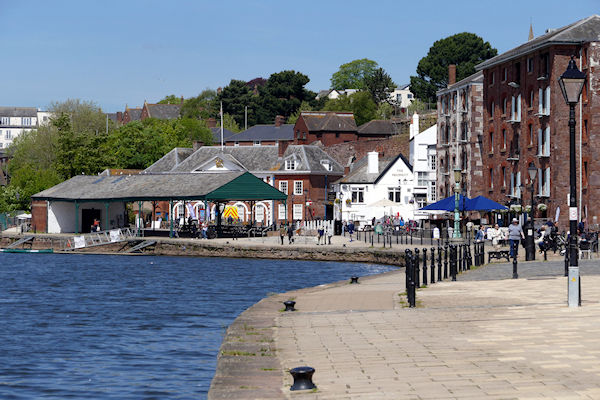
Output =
[{"x1": 488, "y1": 250, "x2": 510, "y2": 263}]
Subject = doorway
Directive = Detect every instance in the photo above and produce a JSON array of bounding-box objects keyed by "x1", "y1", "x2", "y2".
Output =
[{"x1": 81, "y1": 208, "x2": 101, "y2": 233}]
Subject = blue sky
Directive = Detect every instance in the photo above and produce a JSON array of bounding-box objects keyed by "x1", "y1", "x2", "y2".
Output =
[{"x1": 1, "y1": 0, "x2": 598, "y2": 112}]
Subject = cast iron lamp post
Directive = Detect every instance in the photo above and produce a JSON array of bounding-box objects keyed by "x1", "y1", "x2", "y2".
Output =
[
  {"x1": 453, "y1": 167, "x2": 461, "y2": 238},
  {"x1": 525, "y1": 164, "x2": 537, "y2": 261},
  {"x1": 558, "y1": 55, "x2": 586, "y2": 307}
]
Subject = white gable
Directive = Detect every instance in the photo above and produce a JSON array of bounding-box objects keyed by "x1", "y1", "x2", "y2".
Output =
[{"x1": 193, "y1": 156, "x2": 245, "y2": 172}]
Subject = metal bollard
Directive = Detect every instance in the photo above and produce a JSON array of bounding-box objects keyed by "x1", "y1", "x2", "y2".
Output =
[
  {"x1": 422, "y1": 248, "x2": 428, "y2": 286},
  {"x1": 405, "y1": 249, "x2": 411, "y2": 294},
  {"x1": 410, "y1": 230, "x2": 413, "y2": 245},
  {"x1": 450, "y1": 245, "x2": 457, "y2": 281},
  {"x1": 564, "y1": 245, "x2": 569, "y2": 277},
  {"x1": 437, "y1": 246, "x2": 443, "y2": 281},
  {"x1": 409, "y1": 252, "x2": 417, "y2": 307},
  {"x1": 290, "y1": 366, "x2": 317, "y2": 391},
  {"x1": 444, "y1": 245, "x2": 449, "y2": 279},
  {"x1": 414, "y1": 248, "x2": 420, "y2": 288},
  {"x1": 284, "y1": 300, "x2": 296, "y2": 311},
  {"x1": 512, "y1": 246, "x2": 518, "y2": 279},
  {"x1": 350, "y1": 276, "x2": 359, "y2": 284},
  {"x1": 430, "y1": 247, "x2": 435, "y2": 284},
  {"x1": 467, "y1": 243, "x2": 472, "y2": 270}
]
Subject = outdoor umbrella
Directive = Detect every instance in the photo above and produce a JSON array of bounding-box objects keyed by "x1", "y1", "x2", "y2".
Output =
[
  {"x1": 466, "y1": 196, "x2": 508, "y2": 211},
  {"x1": 419, "y1": 194, "x2": 471, "y2": 212}
]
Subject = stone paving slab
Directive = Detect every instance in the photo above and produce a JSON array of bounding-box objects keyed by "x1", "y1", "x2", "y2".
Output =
[{"x1": 276, "y1": 263, "x2": 600, "y2": 399}]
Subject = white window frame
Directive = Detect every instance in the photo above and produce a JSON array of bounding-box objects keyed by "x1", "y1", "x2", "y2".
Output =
[
  {"x1": 278, "y1": 181, "x2": 288, "y2": 195},
  {"x1": 351, "y1": 187, "x2": 365, "y2": 204},
  {"x1": 22, "y1": 117, "x2": 32, "y2": 126},
  {"x1": 293, "y1": 204, "x2": 303, "y2": 220},
  {"x1": 0, "y1": 117, "x2": 8, "y2": 125},
  {"x1": 253, "y1": 140, "x2": 261, "y2": 146},
  {"x1": 388, "y1": 187, "x2": 401, "y2": 203},
  {"x1": 428, "y1": 154, "x2": 436, "y2": 170},
  {"x1": 320, "y1": 160, "x2": 332, "y2": 171},
  {"x1": 278, "y1": 204, "x2": 286, "y2": 220},
  {"x1": 285, "y1": 159, "x2": 296, "y2": 170},
  {"x1": 5, "y1": 130, "x2": 11, "y2": 140},
  {"x1": 293, "y1": 180, "x2": 303, "y2": 195},
  {"x1": 428, "y1": 181, "x2": 436, "y2": 202},
  {"x1": 417, "y1": 171, "x2": 428, "y2": 187}
]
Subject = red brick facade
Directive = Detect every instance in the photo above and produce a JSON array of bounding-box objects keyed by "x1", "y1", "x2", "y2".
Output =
[
  {"x1": 31, "y1": 200, "x2": 47, "y2": 233},
  {"x1": 481, "y1": 42, "x2": 599, "y2": 229},
  {"x1": 293, "y1": 116, "x2": 358, "y2": 146}
]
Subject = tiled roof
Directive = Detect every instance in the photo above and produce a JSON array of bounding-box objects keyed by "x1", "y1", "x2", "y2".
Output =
[
  {"x1": 144, "y1": 148, "x2": 195, "y2": 173},
  {"x1": 357, "y1": 120, "x2": 396, "y2": 136},
  {"x1": 210, "y1": 127, "x2": 237, "y2": 143},
  {"x1": 477, "y1": 15, "x2": 600, "y2": 70},
  {"x1": 0, "y1": 107, "x2": 37, "y2": 118},
  {"x1": 126, "y1": 108, "x2": 142, "y2": 121},
  {"x1": 170, "y1": 146, "x2": 280, "y2": 173},
  {"x1": 437, "y1": 71, "x2": 483, "y2": 95},
  {"x1": 335, "y1": 153, "x2": 412, "y2": 184},
  {"x1": 146, "y1": 103, "x2": 181, "y2": 119},
  {"x1": 226, "y1": 124, "x2": 294, "y2": 142},
  {"x1": 280, "y1": 145, "x2": 344, "y2": 174},
  {"x1": 300, "y1": 111, "x2": 357, "y2": 132}
]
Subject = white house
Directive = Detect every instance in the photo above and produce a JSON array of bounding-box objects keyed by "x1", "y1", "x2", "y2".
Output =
[
  {"x1": 334, "y1": 151, "x2": 415, "y2": 226},
  {"x1": 389, "y1": 84, "x2": 414, "y2": 109},
  {"x1": 409, "y1": 113, "x2": 437, "y2": 219},
  {"x1": 0, "y1": 107, "x2": 51, "y2": 149}
]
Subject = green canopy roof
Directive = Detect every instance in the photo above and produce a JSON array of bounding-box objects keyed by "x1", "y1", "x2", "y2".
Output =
[{"x1": 205, "y1": 172, "x2": 287, "y2": 201}]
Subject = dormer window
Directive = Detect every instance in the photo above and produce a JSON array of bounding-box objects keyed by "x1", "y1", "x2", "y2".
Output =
[
  {"x1": 285, "y1": 159, "x2": 296, "y2": 170},
  {"x1": 320, "y1": 160, "x2": 332, "y2": 171}
]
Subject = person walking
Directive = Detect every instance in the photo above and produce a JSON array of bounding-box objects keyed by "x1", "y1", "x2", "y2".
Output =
[
  {"x1": 508, "y1": 218, "x2": 525, "y2": 259},
  {"x1": 279, "y1": 224, "x2": 286, "y2": 245},
  {"x1": 287, "y1": 223, "x2": 294, "y2": 244}
]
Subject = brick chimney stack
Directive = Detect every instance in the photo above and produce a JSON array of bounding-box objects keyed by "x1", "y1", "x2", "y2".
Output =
[
  {"x1": 275, "y1": 115, "x2": 285, "y2": 127},
  {"x1": 207, "y1": 118, "x2": 216, "y2": 128},
  {"x1": 448, "y1": 64, "x2": 456, "y2": 86},
  {"x1": 278, "y1": 141, "x2": 289, "y2": 157}
]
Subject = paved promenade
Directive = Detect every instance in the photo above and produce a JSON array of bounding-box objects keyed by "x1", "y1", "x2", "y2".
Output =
[{"x1": 274, "y1": 259, "x2": 600, "y2": 399}]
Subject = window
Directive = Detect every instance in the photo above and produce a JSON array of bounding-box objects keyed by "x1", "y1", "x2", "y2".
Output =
[
  {"x1": 461, "y1": 152, "x2": 468, "y2": 170},
  {"x1": 0, "y1": 143, "x2": 3, "y2": 148},
  {"x1": 529, "y1": 90, "x2": 534, "y2": 108},
  {"x1": 253, "y1": 140, "x2": 261, "y2": 146},
  {"x1": 489, "y1": 131, "x2": 494, "y2": 152},
  {"x1": 510, "y1": 94, "x2": 521, "y2": 121},
  {"x1": 538, "y1": 167, "x2": 550, "y2": 197},
  {"x1": 388, "y1": 187, "x2": 401, "y2": 202},
  {"x1": 461, "y1": 121, "x2": 468, "y2": 140},
  {"x1": 0, "y1": 117, "x2": 8, "y2": 125},
  {"x1": 320, "y1": 160, "x2": 332, "y2": 171},
  {"x1": 407, "y1": 93, "x2": 413, "y2": 99},
  {"x1": 428, "y1": 154, "x2": 436, "y2": 170},
  {"x1": 583, "y1": 161, "x2": 589, "y2": 188},
  {"x1": 285, "y1": 159, "x2": 296, "y2": 170},
  {"x1": 502, "y1": 129, "x2": 507, "y2": 150},
  {"x1": 351, "y1": 187, "x2": 364, "y2": 203},
  {"x1": 21, "y1": 117, "x2": 32, "y2": 126},
  {"x1": 293, "y1": 180, "x2": 303, "y2": 195},
  {"x1": 417, "y1": 171, "x2": 428, "y2": 187},
  {"x1": 510, "y1": 171, "x2": 521, "y2": 197},
  {"x1": 5, "y1": 130, "x2": 11, "y2": 140},
  {"x1": 396, "y1": 93, "x2": 402, "y2": 102},
  {"x1": 489, "y1": 168, "x2": 494, "y2": 189},
  {"x1": 513, "y1": 62, "x2": 521, "y2": 85},
  {"x1": 293, "y1": 204, "x2": 303, "y2": 220},
  {"x1": 416, "y1": 197, "x2": 427, "y2": 209},
  {"x1": 255, "y1": 204, "x2": 264, "y2": 222},
  {"x1": 489, "y1": 101, "x2": 495, "y2": 118},
  {"x1": 538, "y1": 126, "x2": 550, "y2": 156},
  {"x1": 490, "y1": 71, "x2": 495, "y2": 86},
  {"x1": 584, "y1": 119, "x2": 588, "y2": 142},
  {"x1": 502, "y1": 166, "x2": 506, "y2": 187},
  {"x1": 528, "y1": 124, "x2": 533, "y2": 146},
  {"x1": 278, "y1": 204, "x2": 286, "y2": 220},
  {"x1": 527, "y1": 57, "x2": 534, "y2": 73},
  {"x1": 540, "y1": 53, "x2": 549, "y2": 78},
  {"x1": 502, "y1": 67, "x2": 507, "y2": 81},
  {"x1": 295, "y1": 130, "x2": 299, "y2": 139},
  {"x1": 502, "y1": 97, "x2": 508, "y2": 115},
  {"x1": 279, "y1": 181, "x2": 288, "y2": 195},
  {"x1": 429, "y1": 181, "x2": 436, "y2": 202},
  {"x1": 538, "y1": 87, "x2": 550, "y2": 115}
]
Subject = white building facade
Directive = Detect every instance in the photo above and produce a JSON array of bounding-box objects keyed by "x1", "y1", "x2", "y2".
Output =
[
  {"x1": 389, "y1": 84, "x2": 414, "y2": 109},
  {"x1": 0, "y1": 107, "x2": 51, "y2": 149},
  {"x1": 409, "y1": 113, "x2": 438, "y2": 218}
]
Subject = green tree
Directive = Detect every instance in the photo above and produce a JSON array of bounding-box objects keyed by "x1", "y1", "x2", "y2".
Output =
[
  {"x1": 158, "y1": 94, "x2": 182, "y2": 104},
  {"x1": 180, "y1": 89, "x2": 218, "y2": 119},
  {"x1": 330, "y1": 58, "x2": 378, "y2": 90},
  {"x1": 287, "y1": 101, "x2": 313, "y2": 125},
  {"x1": 217, "y1": 80, "x2": 256, "y2": 127},
  {"x1": 406, "y1": 99, "x2": 429, "y2": 115},
  {"x1": 322, "y1": 91, "x2": 377, "y2": 126},
  {"x1": 376, "y1": 102, "x2": 394, "y2": 120},
  {"x1": 217, "y1": 113, "x2": 241, "y2": 133},
  {"x1": 364, "y1": 67, "x2": 396, "y2": 104},
  {"x1": 410, "y1": 32, "x2": 497, "y2": 103}
]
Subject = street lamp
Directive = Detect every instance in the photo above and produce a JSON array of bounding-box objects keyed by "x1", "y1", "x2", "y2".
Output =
[
  {"x1": 453, "y1": 167, "x2": 461, "y2": 238},
  {"x1": 525, "y1": 164, "x2": 537, "y2": 261},
  {"x1": 558, "y1": 55, "x2": 586, "y2": 307}
]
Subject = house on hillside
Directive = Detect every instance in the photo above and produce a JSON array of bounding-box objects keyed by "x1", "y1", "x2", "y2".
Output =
[
  {"x1": 357, "y1": 120, "x2": 397, "y2": 140},
  {"x1": 224, "y1": 116, "x2": 293, "y2": 146},
  {"x1": 389, "y1": 84, "x2": 414, "y2": 109},
  {"x1": 120, "y1": 107, "x2": 142, "y2": 124},
  {"x1": 140, "y1": 100, "x2": 182, "y2": 120},
  {"x1": 293, "y1": 111, "x2": 358, "y2": 146},
  {"x1": 0, "y1": 106, "x2": 51, "y2": 149}
]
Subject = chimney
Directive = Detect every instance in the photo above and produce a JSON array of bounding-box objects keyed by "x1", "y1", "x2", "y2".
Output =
[
  {"x1": 193, "y1": 140, "x2": 204, "y2": 151},
  {"x1": 116, "y1": 111, "x2": 123, "y2": 123},
  {"x1": 275, "y1": 115, "x2": 285, "y2": 127},
  {"x1": 448, "y1": 64, "x2": 456, "y2": 86},
  {"x1": 278, "y1": 141, "x2": 289, "y2": 157},
  {"x1": 344, "y1": 165, "x2": 350, "y2": 175},
  {"x1": 367, "y1": 151, "x2": 379, "y2": 174},
  {"x1": 410, "y1": 112, "x2": 420, "y2": 140},
  {"x1": 207, "y1": 118, "x2": 216, "y2": 128}
]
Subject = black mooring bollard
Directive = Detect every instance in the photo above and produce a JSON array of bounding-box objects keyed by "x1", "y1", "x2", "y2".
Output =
[
  {"x1": 290, "y1": 366, "x2": 317, "y2": 391},
  {"x1": 350, "y1": 276, "x2": 359, "y2": 284},
  {"x1": 405, "y1": 249, "x2": 411, "y2": 294},
  {"x1": 451, "y1": 245, "x2": 457, "y2": 281},
  {"x1": 513, "y1": 255, "x2": 518, "y2": 279},
  {"x1": 430, "y1": 247, "x2": 435, "y2": 284},
  {"x1": 414, "y1": 248, "x2": 420, "y2": 288},
  {"x1": 422, "y1": 248, "x2": 428, "y2": 286},
  {"x1": 283, "y1": 300, "x2": 296, "y2": 311},
  {"x1": 437, "y1": 246, "x2": 442, "y2": 281},
  {"x1": 444, "y1": 245, "x2": 449, "y2": 279}
]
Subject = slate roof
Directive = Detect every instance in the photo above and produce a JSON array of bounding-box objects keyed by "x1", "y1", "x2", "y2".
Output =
[
  {"x1": 144, "y1": 148, "x2": 195, "y2": 173},
  {"x1": 357, "y1": 120, "x2": 396, "y2": 136},
  {"x1": 210, "y1": 127, "x2": 237, "y2": 143},
  {"x1": 126, "y1": 108, "x2": 142, "y2": 121},
  {"x1": 32, "y1": 171, "x2": 286, "y2": 202},
  {"x1": 145, "y1": 144, "x2": 343, "y2": 175},
  {"x1": 335, "y1": 153, "x2": 412, "y2": 184},
  {"x1": 0, "y1": 107, "x2": 37, "y2": 118},
  {"x1": 105, "y1": 113, "x2": 118, "y2": 122},
  {"x1": 437, "y1": 71, "x2": 483, "y2": 95},
  {"x1": 146, "y1": 103, "x2": 181, "y2": 119},
  {"x1": 226, "y1": 124, "x2": 294, "y2": 142},
  {"x1": 477, "y1": 15, "x2": 600, "y2": 70},
  {"x1": 300, "y1": 112, "x2": 357, "y2": 132}
]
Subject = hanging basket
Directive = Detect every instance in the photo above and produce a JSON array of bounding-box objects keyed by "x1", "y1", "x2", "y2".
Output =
[
  {"x1": 525, "y1": 205, "x2": 532, "y2": 213},
  {"x1": 334, "y1": 198, "x2": 342, "y2": 205},
  {"x1": 345, "y1": 199, "x2": 352, "y2": 206},
  {"x1": 510, "y1": 204, "x2": 522, "y2": 213},
  {"x1": 537, "y1": 203, "x2": 547, "y2": 212}
]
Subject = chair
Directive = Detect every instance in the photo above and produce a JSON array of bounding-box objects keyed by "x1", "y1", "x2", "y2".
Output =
[{"x1": 579, "y1": 240, "x2": 592, "y2": 259}]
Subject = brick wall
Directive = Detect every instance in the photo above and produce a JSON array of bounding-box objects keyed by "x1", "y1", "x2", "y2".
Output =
[{"x1": 31, "y1": 200, "x2": 47, "y2": 233}]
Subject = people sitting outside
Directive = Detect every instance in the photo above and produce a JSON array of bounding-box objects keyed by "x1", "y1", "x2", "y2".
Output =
[
  {"x1": 490, "y1": 224, "x2": 504, "y2": 249},
  {"x1": 536, "y1": 225, "x2": 547, "y2": 252},
  {"x1": 475, "y1": 226, "x2": 485, "y2": 242}
]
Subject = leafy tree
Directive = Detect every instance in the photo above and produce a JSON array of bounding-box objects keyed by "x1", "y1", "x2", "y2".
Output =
[
  {"x1": 158, "y1": 94, "x2": 182, "y2": 104},
  {"x1": 407, "y1": 99, "x2": 429, "y2": 115},
  {"x1": 254, "y1": 70, "x2": 317, "y2": 124},
  {"x1": 376, "y1": 102, "x2": 394, "y2": 120},
  {"x1": 217, "y1": 80, "x2": 256, "y2": 127},
  {"x1": 322, "y1": 91, "x2": 377, "y2": 126},
  {"x1": 410, "y1": 32, "x2": 497, "y2": 103},
  {"x1": 287, "y1": 101, "x2": 313, "y2": 125},
  {"x1": 217, "y1": 113, "x2": 241, "y2": 133},
  {"x1": 330, "y1": 58, "x2": 378, "y2": 90},
  {"x1": 364, "y1": 68, "x2": 396, "y2": 105},
  {"x1": 180, "y1": 89, "x2": 218, "y2": 119}
]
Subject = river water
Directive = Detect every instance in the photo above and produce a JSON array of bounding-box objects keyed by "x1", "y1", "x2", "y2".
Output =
[{"x1": 0, "y1": 253, "x2": 395, "y2": 399}]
